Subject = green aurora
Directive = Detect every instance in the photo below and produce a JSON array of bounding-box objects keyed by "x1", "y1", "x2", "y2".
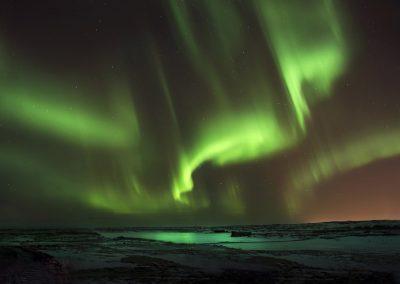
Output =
[{"x1": 0, "y1": 0, "x2": 399, "y2": 225}]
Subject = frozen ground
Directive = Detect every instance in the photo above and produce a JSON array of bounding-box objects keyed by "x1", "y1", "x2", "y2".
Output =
[{"x1": 0, "y1": 220, "x2": 399, "y2": 283}]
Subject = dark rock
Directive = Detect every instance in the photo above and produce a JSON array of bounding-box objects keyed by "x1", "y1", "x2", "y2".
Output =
[
  {"x1": 121, "y1": 255, "x2": 180, "y2": 267},
  {"x1": 0, "y1": 246, "x2": 67, "y2": 284},
  {"x1": 231, "y1": 231, "x2": 252, "y2": 237},
  {"x1": 72, "y1": 255, "x2": 208, "y2": 282}
]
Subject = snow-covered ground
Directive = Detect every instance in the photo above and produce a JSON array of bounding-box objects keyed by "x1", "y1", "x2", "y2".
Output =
[{"x1": 0, "y1": 220, "x2": 399, "y2": 283}]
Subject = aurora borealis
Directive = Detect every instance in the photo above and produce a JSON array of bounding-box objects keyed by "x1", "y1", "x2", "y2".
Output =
[{"x1": 0, "y1": 0, "x2": 399, "y2": 226}]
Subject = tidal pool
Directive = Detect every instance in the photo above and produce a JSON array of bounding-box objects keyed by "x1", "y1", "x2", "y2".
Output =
[
  {"x1": 98, "y1": 230, "x2": 400, "y2": 254},
  {"x1": 99, "y1": 230, "x2": 265, "y2": 245}
]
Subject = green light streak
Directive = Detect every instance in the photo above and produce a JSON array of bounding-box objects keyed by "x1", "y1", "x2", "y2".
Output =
[
  {"x1": 87, "y1": 185, "x2": 175, "y2": 214},
  {"x1": 220, "y1": 178, "x2": 245, "y2": 215},
  {"x1": 170, "y1": 0, "x2": 348, "y2": 205},
  {"x1": 287, "y1": 128, "x2": 400, "y2": 214},
  {"x1": 0, "y1": 147, "x2": 177, "y2": 215},
  {"x1": 172, "y1": 108, "x2": 297, "y2": 203},
  {"x1": 0, "y1": 148, "x2": 88, "y2": 204},
  {"x1": 168, "y1": 0, "x2": 244, "y2": 106},
  {"x1": 255, "y1": 0, "x2": 347, "y2": 130},
  {"x1": 0, "y1": 84, "x2": 139, "y2": 147}
]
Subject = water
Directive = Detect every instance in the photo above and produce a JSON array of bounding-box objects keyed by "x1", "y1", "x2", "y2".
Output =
[
  {"x1": 224, "y1": 236, "x2": 400, "y2": 252},
  {"x1": 99, "y1": 230, "x2": 265, "y2": 245},
  {"x1": 99, "y1": 230, "x2": 400, "y2": 253}
]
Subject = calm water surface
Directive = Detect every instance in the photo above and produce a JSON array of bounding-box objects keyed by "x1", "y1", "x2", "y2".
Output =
[
  {"x1": 98, "y1": 230, "x2": 400, "y2": 253},
  {"x1": 100, "y1": 231, "x2": 264, "y2": 244}
]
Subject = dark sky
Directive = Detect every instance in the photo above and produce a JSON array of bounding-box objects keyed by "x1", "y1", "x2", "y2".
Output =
[{"x1": 0, "y1": 0, "x2": 399, "y2": 226}]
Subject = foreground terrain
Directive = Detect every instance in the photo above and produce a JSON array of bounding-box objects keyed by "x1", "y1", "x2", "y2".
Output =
[{"x1": 0, "y1": 220, "x2": 399, "y2": 283}]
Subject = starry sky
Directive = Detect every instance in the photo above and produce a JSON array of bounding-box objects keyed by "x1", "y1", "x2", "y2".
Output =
[{"x1": 0, "y1": 0, "x2": 399, "y2": 226}]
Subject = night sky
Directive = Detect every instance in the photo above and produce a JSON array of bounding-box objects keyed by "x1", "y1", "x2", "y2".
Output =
[{"x1": 0, "y1": 0, "x2": 399, "y2": 226}]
